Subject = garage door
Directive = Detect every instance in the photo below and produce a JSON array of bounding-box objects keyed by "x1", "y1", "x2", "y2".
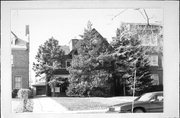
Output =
[{"x1": 36, "y1": 86, "x2": 46, "y2": 95}]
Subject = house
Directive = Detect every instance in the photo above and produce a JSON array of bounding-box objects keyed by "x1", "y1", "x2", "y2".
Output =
[
  {"x1": 69, "y1": 28, "x2": 111, "y2": 57},
  {"x1": 69, "y1": 26, "x2": 163, "y2": 96},
  {"x1": 32, "y1": 45, "x2": 71, "y2": 96},
  {"x1": 11, "y1": 31, "x2": 30, "y2": 90}
]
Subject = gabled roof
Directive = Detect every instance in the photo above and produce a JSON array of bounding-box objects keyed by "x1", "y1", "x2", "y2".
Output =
[
  {"x1": 69, "y1": 28, "x2": 112, "y2": 56},
  {"x1": 60, "y1": 45, "x2": 70, "y2": 55},
  {"x1": 11, "y1": 31, "x2": 28, "y2": 49}
]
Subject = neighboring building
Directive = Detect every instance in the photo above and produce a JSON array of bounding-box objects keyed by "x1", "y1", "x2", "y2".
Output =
[
  {"x1": 121, "y1": 22, "x2": 163, "y2": 86},
  {"x1": 11, "y1": 31, "x2": 29, "y2": 90}
]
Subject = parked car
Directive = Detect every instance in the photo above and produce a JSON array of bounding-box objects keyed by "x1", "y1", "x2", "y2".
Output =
[{"x1": 107, "y1": 91, "x2": 163, "y2": 113}]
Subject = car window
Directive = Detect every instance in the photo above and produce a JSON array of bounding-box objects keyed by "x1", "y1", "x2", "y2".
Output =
[
  {"x1": 136, "y1": 93, "x2": 153, "y2": 101},
  {"x1": 150, "y1": 94, "x2": 163, "y2": 102}
]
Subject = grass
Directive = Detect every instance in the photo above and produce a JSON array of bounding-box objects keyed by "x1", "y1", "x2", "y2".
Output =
[{"x1": 51, "y1": 97, "x2": 130, "y2": 111}]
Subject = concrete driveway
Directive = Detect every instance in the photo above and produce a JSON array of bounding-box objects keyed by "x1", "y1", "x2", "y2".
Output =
[{"x1": 33, "y1": 97, "x2": 69, "y2": 113}]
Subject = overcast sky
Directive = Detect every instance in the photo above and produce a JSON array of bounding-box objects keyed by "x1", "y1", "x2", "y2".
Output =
[{"x1": 10, "y1": 9, "x2": 163, "y2": 82}]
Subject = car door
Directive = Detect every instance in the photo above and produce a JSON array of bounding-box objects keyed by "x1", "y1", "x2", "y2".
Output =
[{"x1": 148, "y1": 93, "x2": 163, "y2": 112}]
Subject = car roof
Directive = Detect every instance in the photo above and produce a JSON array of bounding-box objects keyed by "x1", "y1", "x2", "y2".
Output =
[{"x1": 145, "y1": 91, "x2": 163, "y2": 95}]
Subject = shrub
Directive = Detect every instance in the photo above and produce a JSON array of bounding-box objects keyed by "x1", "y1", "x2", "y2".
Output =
[
  {"x1": 28, "y1": 88, "x2": 34, "y2": 98},
  {"x1": 66, "y1": 82, "x2": 88, "y2": 97},
  {"x1": 17, "y1": 89, "x2": 30, "y2": 99},
  {"x1": 89, "y1": 87, "x2": 112, "y2": 97},
  {"x1": 12, "y1": 89, "x2": 19, "y2": 98},
  {"x1": 15, "y1": 89, "x2": 34, "y2": 112}
]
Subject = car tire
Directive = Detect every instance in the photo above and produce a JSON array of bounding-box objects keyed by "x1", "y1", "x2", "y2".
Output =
[{"x1": 133, "y1": 108, "x2": 144, "y2": 113}]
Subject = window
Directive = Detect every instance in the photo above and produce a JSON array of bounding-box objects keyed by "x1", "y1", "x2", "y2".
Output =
[
  {"x1": 141, "y1": 34, "x2": 158, "y2": 46},
  {"x1": 151, "y1": 74, "x2": 159, "y2": 85},
  {"x1": 14, "y1": 76, "x2": 22, "y2": 89},
  {"x1": 149, "y1": 55, "x2": 158, "y2": 66},
  {"x1": 66, "y1": 60, "x2": 71, "y2": 68}
]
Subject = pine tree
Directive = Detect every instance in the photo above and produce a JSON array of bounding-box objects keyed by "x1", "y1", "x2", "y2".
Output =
[
  {"x1": 66, "y1": 21, "x2": 112, "y2": 96},
  {"x1": 99, "y1": 24, "x2": 153, "y2": 96}
]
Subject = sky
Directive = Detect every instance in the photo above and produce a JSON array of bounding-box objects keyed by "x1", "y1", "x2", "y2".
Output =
[{"x1": 10, "y1": 9, "x2": 163, "y2": 83}]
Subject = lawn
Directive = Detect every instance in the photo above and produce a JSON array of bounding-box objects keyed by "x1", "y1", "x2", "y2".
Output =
[{"x1": 51, "y1": 97, "x2": 134, "y2": 111}]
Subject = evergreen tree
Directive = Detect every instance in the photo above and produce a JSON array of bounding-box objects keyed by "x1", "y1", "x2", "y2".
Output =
[
  {"x1": 66, "y1": 21, "x2": 112, "y2": 97},
  {"x1": 99, "y1": 24, "x2": 153, "y2": 96}
]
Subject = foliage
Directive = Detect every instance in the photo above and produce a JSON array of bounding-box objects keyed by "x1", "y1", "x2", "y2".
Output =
[
  {"x1": 15, "y1": 89, "x2": 34, "y2": 113},
  {"x1": 66, "y1": 21, "x2": 113, "y2": 97},
  {"x1": 28, "y1": 88, "x2": 34, "y2": 98},
  {"x1": 99, "y1": 24, "x2": 156, "y2": 96},
  {"x1": 33, "y1": 37, "x2": 65, "y2": 77},
  {"x1": 12, "y1": 89, "x2": 19, "y2": 98},
  {"x1": 17, "y1": 89, "x2": 31, "y2": 99},
  {"x1": 33, "y1": 37, "x2": 66, "y2": 96}
]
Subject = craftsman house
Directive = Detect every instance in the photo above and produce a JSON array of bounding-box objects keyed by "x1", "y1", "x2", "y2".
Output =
[{"x1": 32, "y1": 45, "x2": 70, "y2": 96}]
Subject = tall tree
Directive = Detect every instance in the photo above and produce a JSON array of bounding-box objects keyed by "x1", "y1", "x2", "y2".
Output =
[
  {"x1": 33, "y1": 37, "x2": 65, "y2": 96},
  {"x1": 98, "y1": 24, "x2": 153, "y2": 96},
  {"x1": 66, "y1": 21, "x2": 113, "y2": 96}
]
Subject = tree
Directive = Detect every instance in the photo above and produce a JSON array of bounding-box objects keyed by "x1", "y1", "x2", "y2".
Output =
[
  {"x1": 33, "y1": 37, "x2": 65, "y2": 96},
  {"x1": 66, "y1": 21, "x2": 113, "y2": 97},
  {"x1": 98, "y1": 24, "x2": 154, "y2": 96}
]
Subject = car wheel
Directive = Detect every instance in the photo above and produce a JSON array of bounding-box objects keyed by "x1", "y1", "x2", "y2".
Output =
[{"x1": 133, "y1": 108, "x2": 144, "y2": 113}]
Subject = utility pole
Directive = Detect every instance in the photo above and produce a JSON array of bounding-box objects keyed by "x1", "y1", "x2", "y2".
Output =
[{"x1": 131, "y1": 69, "x2": 136, "y2": 113}]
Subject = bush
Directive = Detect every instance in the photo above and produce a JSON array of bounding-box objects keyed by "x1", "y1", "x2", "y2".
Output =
[
  {"x1": 66, "y1": 82, "x2": 88, "y2": 97},
  {"x1": 18, "y1": 89, "x2": 30, "y2": 99},
  {"x1": 89, "y1": 87, "x2": 112, "y2": 97},
  {"x1": 12, "y1": 89, "x2": 19, "y2": 98},
  {"x1": 15, "y1": 89, "x2": 34, "y2": 112},
  {"x1": 28, "y1": 88, "x2": 34, "y2": 98}
]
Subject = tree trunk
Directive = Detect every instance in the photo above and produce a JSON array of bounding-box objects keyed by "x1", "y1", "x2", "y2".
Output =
[
  {"x1": 46, "y1": 77, "x2": 51, "y2": 96},
  {"x1": 52, "y1": 86, "x2": 55, "y2": 97},
  {"x1": 123, "y1": 81, "x2": 126, "y2": 96}
]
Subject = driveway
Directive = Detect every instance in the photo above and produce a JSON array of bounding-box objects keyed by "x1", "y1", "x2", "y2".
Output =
[{"x1": 33, "y1": 97, "x2": 69, "y2": 113}]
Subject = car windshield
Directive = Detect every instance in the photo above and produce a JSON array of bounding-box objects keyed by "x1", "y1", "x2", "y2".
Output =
[{"x1": 136, "y1": 93, "x2": 153, "y2": 101}]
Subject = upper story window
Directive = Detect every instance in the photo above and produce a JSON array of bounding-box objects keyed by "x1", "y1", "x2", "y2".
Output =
[
  {"x1": 149, "y1": 55, "x2": 158, "y2": 66},
  {"x1": 141, "y1": 34, "x2": 158, "y2": 46},
  {"x1": 151, "y1": 74, "x2": 159, "y2": 85},
  {"x1": 66, "y1": 60, "x2": 71, "y2": 68},
  {"x1": 14, "y1": 76, "x2": 22, "y2": 89}
]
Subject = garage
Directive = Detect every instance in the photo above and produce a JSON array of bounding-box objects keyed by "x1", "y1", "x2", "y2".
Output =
[
  {"x1": 36, "y1": 86, "x2": 46, "y2": 95},
  {"x1": 32, "y1": 82, "x2": 46, "y2": 96}
]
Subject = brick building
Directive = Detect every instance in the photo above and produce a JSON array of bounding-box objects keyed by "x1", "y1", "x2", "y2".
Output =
[
  {"x1": 11, "y1": 31, "x2": 29, "y2": 90},
  {"x1": 120, "y1": 22, "x2": 163, "y2": 86}
]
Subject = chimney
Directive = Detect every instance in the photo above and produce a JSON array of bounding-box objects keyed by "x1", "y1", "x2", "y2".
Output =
[{"x1": 69, "y1": 39, "x2": 79, "y2": 51}]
